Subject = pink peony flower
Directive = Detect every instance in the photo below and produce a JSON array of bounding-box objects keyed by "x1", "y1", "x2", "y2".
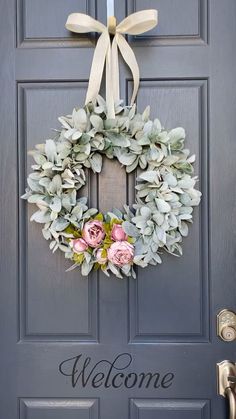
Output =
[
  {"x1": 111, "y1": 224, "x2": 128, "y2": 241},
  {"x1": 82, "y1": 220, "x2": 105, "y2": 248},
  {"x1": 96, "y1": 248, "x2": 107, "y2": 265},
  {"x1": 107, "y1": 241, "x2": 134, "y2": 267},
  {"x1": 71, "y1": 238, "x2": 88, "y2": 254}
]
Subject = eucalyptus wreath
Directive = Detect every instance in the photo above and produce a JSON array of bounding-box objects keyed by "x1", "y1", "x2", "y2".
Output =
[{"x1": 22, "y1": 96, "x2": 201, "y2": 279}]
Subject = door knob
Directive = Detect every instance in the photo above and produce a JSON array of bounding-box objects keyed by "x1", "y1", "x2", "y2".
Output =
[
  {"x1": 217, "y1": 310, "x2": 236, "y2": 342},
  {"x1": 221, "y1": 327, "x2": 236, "y2": 342},
  {"x1": 217, "y1": 361, "x2": 236, "y2": 419}
]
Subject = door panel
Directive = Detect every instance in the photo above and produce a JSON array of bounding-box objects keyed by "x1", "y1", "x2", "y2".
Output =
[
  {"x1": 20, "y1": 398, "x2": 99, "y2": 419},
  {"x1": 17, "y1": 0, "x2": 96, "y2": 47},
  {"x1": 1, "y1": 1, "x2": 236, "y2": 419},
  {"x1": 129, "y1": 79, "x2": 208, "y2": 342},
  {"x1": 128, "y1": 0, "x2": 208, "y2": 43},
  {"x1": 18, "y1": 83, "x2": 98, "y2": 341},
  {"x1": 130, "y1": 399, "x2": 210, "y2": 419}
]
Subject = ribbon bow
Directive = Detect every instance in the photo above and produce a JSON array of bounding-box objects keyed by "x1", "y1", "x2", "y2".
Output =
[{"x1": 65, "y1": 10, "x2": 158, "y2": 119}]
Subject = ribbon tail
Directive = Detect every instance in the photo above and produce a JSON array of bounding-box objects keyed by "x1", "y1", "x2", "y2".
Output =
[
  {"x1": 111, "y1": 36, "x2": 120, "y2": 105},
  {"x1": 116, "y1": 34, "x2": 140, "y2": 106},
  {"x1": 106, "y1": 43, "x2": 116, "y2": 119},
  {"x1": 85, "y1": 31, "x2": 110, "y2": 105}
]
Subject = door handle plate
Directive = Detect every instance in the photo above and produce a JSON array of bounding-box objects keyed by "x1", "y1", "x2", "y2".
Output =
[
  {"x1": 217, "y1": 360, "x2": 236, "y2": 397},
  {"x1": 217, "y1": 309, "x2": 236, "y2": 342},
  {"x1": 217, "y1": 361, "x2": 236, "y2": 419}
]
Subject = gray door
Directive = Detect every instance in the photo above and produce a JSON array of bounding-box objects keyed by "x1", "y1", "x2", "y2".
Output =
[{"x1": 1, "y1": 0, "x2": 236, "y2": 418}]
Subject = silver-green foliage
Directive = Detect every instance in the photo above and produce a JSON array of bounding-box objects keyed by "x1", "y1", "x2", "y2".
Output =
[{"x1": 22, "y1": 96, "x2": 201, "y2": 275}]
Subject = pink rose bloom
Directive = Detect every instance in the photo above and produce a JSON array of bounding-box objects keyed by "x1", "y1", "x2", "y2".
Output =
[
  {"x1": 111, "y1": 224, "x2": 128, "y2": 241},
  {"x1": 71, "y1": 238, "x2": 88, "y2": 254},
  {"x1": 82, "y1": 220, "x2": 105, "y2": 248},
  {"x1": 96, "y1": 248, "x2": 107, "y2": 265},
  {"x1": 107, "y1": 241, "x2": 134, "y2": 267}
]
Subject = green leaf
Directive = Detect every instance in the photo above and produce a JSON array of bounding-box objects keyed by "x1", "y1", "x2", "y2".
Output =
[
  {"x1": 169, "y1": 127, "x2": 185, "y2": 143},
  {"x1": 72, "y1": 130, "x2": 82, "y2": 141},
  {"x1": 178, "y1": 176, "x2": 195, "y2": 189},
  {"x1": 139, "y1": 154, "x2": 147, "y2": 169},
  {"x1": 142, "y1": 106, "x2": 150, "y2": 122},
  {"x1": 155, "y1": 198, "x2": 171, "y2": 213},
  {"x1": 90, "y1": 115, "x2": 104, "y2": 131},
  {"x1": 28, "y1": 194, "x2": 44, "y2": 204},
  {"x1": 174, "y1": 162, "x2": 193, "y2": 174},
  {"x1": 50, "y1": 175, "x2": 62, "y2": 193},
  {"x1": 42, "y1": 229, "x2": 51, "y2": 240},
  {"x1": 93, "y1": 262, "x2": 100, "y2": 271},
  {"x1": 154, "y1": 118, "x2": 162, "y2": 132},
  {"x1": 83, "y1": 208, "x2": 98, "y2": 218},
  {"x1": 108, "y1": 262, "x2": 123, "y2": 278},
  {"x1": 73, "y1": 108, "x2": 87, "y2": 131},
  {"x1": 95, "y1": 212, "x2": 104, "y2": 221},
  {"x1": 42, "y1": 161, "x2": 54, "y2": 170},
  {"x1": 179, "y1": 221, "x2": 189, "y2": 237},
  {"x1": 140, "y1": 206, "x2": 152, "y2": 218},
  {"x1": 73, "y1": 253, "x2": 85, "y2": 265},
  {"x1": 81, "y1": 260, "x2": 93, "y2": 276},
  {"x1": 104, "y1": 119, "x2": 116, "y2": 130},
  {"x1": 45, "y1": 139, "x2": 57, "y2": 162},
  {"x1": 27, "y1": 178, "x2": 43, "y2": 193},
  {"x1": 126, "y1": 157, "x2": 139, "y2": 173},
  {"x1": 133, "y1": 255, "x2": 148, "y2": 268},
  {"x1": 58, "y1": 116, "x2": 72, "y2": 130},
  {"x1": 51, "y1": 218, "x2": 70, "y2": 232},
  {"x1": 109, "y1": 208, "x2": 123, "y2": 219},
  {"x1": 115, "y1": 151, "x2": 137, "y2": 166},
  {"x1": 164, "y1": 173, "x2": 178, "y2": 187},
  {"x1": 106, "y1": 132, "x2": 131, "y2": 147},
  {"x1": 138, "y1": 171, "x2": 158, "y2": 183},
  {"x1": 32, "y1": 153, "x2": 47, "y2": 166},
  {"x1": 137, "y1": 135, "x2": 150, "y2": 146},
  {"x1": 170, "y1": 139, "x2": 184, "y2": 151},
  {"x1": 59, "y1": 244, "x2": 70, "y2": 252},
  {"x1": 122, "y1": 221, "x2": 139, "y2": 237},
  {"x1": 101, "y1": 249, "x2": 107, "y2": 258},
  {"x1": 108, "y1": 216, "x2": 122, "y2": 225},
  {"x1": 65, "y1": 225, "x2": 81, "y2": 237},
  {"x1": 30, "y1": 210, "x2": 51, "y2": 223},
  {"x1": 129, "y1": 139, "x2": 142, "y2": 153},
  {"x1": 163, "y1": 155, "x2": 179, "y2": 166},
  {"x1": 89, "y1": 153, "x2": 102, "y2": 173},
  {"x1": 49, "y1": 196, "x2": 61, "y2": 213}
]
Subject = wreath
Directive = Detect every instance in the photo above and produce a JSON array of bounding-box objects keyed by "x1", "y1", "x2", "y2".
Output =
[
  {"x1": 22, "y1": 96, "x2": 201, "y2": 278},
  {"x1": 22, "y1": 9, "x2": 201, "y2": 279}
]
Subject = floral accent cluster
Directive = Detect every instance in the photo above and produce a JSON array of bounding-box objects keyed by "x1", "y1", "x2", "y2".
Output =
[
  {"x1": 67, "y1": 215, "x2": 135, "y2": 278},
  {"x1": 22, "y1": 97, "x2": 201, "y2": 279}
]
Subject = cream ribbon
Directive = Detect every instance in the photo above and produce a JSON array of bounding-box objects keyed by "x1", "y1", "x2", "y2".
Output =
[{"x1": 65, "y1": 10, "x2": 158, "y2": 119}]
